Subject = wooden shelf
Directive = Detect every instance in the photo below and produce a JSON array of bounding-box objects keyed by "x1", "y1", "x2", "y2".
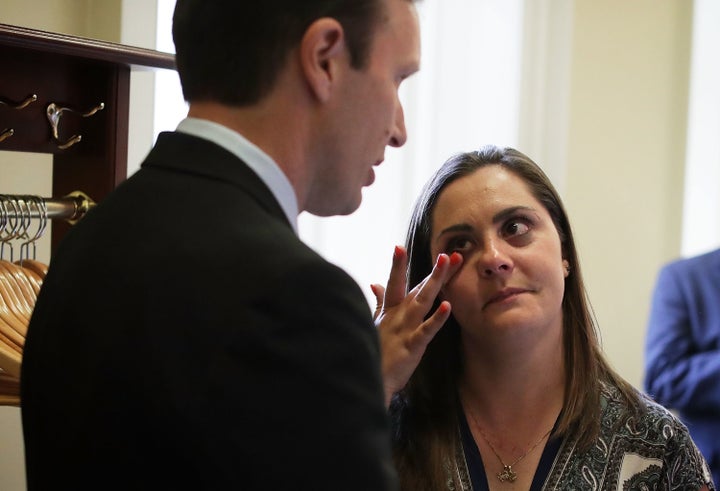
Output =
[{"x1": 0, "y1": 23, "x2": 176, "y2": 253}]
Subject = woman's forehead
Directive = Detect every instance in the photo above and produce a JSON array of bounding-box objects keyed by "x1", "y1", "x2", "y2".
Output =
[{"x1": 434, "y1": 167, "x2": 539, "y2": 217}]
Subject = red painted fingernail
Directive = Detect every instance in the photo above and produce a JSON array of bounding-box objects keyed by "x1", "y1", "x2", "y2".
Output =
[
  {"x1": 439, "y1": 302, "x2": 450, "y2": 314},
  {"x1": 436, "y1": 254, "x2": 448, "y2": 267},
  {"x1": 450, "y1": 252, "x2": 462, "y2": 265},
  {"x1": 394, "y1": 245, "x2": 404, "y2": 258}
]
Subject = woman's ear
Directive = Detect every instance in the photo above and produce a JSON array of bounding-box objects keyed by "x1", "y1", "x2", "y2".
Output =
[
  {"x1": 562, "y1": 259, "x2": 570, "y2": 278},
  {"x1": 299, "y1": 18, "x2": 346, "y2": 103}
]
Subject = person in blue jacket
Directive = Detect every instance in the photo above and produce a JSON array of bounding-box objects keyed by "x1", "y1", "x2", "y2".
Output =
[{"x1": 644, "y1": 247, "x2": 720, "y2": 486}]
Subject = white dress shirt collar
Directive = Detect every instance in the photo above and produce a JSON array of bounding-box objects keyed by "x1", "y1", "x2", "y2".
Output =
[{"x1": 176, "y1": 117, "x2": 299, "y2": 233}]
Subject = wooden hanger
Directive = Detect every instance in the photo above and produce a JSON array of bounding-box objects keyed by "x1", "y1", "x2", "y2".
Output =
[
  {"x1": 15, "y1": 261, "x2": 43, "y2": 296},
  {"x1": 0, "y1": 372, "x2": 20, "y2": 406},
  {"x1": 0, "y1": 300, "x2": 25, "y2": 349},
  {"x1": 17, "y1": 258, "x2": 48, "y2": 279},
  {"x1": 0, "y1": 269, "x2": 29, "y2": 340},
  {"x1": 0, "y1": 319, "x2": 22, "y2": 354},
  {"x1": 0, "y1": 332, "x2": 22, "y2": 379},
  {"x1": 0, "y1": 262, "x2": 32, "y2": 327},
  {"x1": 1, "y1": 260, "x2": 37, "y2": 309}
]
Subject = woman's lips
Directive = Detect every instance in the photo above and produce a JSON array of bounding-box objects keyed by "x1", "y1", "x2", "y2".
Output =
[{"x1": 484, "y1": 287, "x2": 528, "y2": 308}]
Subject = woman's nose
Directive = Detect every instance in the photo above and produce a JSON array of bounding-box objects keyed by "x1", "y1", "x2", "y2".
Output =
[{"x1": 478, "y1": 241, "x2": 513, "y2": 277}]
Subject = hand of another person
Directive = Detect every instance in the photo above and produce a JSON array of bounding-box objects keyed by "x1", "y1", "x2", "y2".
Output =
[{"x1": 371, "y1": 246, "x2": 462, "y2": 407}]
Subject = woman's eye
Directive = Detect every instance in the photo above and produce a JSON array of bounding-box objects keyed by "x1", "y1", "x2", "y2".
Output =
[
  {"x1": 502, "y1": 220, "x2": 530, "y2": 238},
  {"x1": 446, "y1": 237, "x2": 472, "y2": 253}
]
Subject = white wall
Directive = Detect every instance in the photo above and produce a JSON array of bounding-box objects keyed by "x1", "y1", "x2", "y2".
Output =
[
  {"x1": 681, "y1": 0, "x2": 720, "y2": 257},
  {"x1": 563, "y1": 0, "x2": 692, "y2": 387}
]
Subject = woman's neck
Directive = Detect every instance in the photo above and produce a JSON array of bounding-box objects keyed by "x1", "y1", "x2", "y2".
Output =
[{"x1": 459, "y1": 326, "x2": 565, "y2": 427}]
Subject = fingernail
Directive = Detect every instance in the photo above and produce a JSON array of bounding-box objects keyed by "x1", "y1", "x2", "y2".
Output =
[
  {"x1": 450, "y1": 252, "x2": 462, "y2": 265},
  {"x1": 436, "y1": 254, "x2": 448, "y2": 267},
  {"x1": 394, "y1": 245, "x2": 404, "y2": 258}
]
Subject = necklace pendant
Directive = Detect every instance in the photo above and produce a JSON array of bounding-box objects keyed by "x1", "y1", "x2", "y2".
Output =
[{"x1": 497, "y1": 465, "x2": 517, "y2": 483}]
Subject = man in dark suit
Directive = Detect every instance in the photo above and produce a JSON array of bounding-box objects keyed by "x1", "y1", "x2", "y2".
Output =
[
  {"x1": 20, "y1": 0, "x2": 460, "y2": 489},
  {"x1": 644, "y1": 247, "x2": 720, "y2": 486}
]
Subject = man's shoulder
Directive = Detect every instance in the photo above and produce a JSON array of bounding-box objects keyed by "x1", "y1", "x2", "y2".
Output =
[{"x1": 661, "y1": 247, "x2": 720, "y2": 277}]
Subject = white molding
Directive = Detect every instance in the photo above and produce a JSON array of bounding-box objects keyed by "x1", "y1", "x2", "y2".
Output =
[
  {"x1": 517, "y1": 0, "x2": 574, "y2": 195},
  {"x1": 681, "y1": 0, "x2": 720, "y2": 256}
]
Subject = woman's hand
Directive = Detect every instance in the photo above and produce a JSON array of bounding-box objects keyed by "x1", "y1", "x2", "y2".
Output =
[{"x1": 371, "y1": 246, "x2": 462, "y2": 407}]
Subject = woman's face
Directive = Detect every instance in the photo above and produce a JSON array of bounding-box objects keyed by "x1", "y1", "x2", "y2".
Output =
[{"x1": 429, "y1": 165, "x2": 568, "y2": 339}]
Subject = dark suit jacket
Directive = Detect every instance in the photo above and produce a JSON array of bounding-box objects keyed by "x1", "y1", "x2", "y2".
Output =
[
  {"x1": 21, "y1": 132, "x2": 398, "y2": 490},
  {"x1": 644, "y1": 247, "x2": 720, "y2": 485}
]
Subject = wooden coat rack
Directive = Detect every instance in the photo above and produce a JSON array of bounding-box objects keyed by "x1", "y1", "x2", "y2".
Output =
[{"x1": 0, "y1": 23, "x2": 176, "y2": 254}]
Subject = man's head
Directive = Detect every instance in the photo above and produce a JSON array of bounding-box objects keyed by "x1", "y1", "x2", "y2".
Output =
[
  {"x1": 300, "y1": 0, "x2": 421, "y2": 216},
  {"x1": 174, "y1": 0, "x2": 392, "y2": 105},
  {"x1": 172, "y1": 0, "x2": 421, "y2": 217}
]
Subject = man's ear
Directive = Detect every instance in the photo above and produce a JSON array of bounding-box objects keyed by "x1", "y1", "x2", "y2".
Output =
[{"x1": 299, "y1": 18, "x2": 346, "y2": 103}]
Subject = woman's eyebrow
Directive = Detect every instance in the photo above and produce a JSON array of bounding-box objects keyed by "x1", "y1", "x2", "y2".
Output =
[
  {"x1": 435, "y1": 223, "x2": 473, "y2": 241},
  {"x1": 491, "y1": 205, "x2": 535, "y2": 224}
]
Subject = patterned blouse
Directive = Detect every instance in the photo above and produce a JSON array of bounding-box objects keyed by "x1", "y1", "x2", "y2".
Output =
[{"x1": 449, "y1": 382, "x2": 716, "y2": 490}]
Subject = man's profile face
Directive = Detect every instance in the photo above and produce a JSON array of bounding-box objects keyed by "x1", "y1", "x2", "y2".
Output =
[{"x1": 307, "y1": 0, "x2": 421, "y2": 217}]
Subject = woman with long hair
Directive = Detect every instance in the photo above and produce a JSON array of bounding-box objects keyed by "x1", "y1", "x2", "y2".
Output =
[{"x1": 373, "y1": 145, "x2": 714, "y2": 490}]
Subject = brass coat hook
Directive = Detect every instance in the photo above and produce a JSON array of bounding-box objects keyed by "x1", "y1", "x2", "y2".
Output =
[
  {"x1": 46, "y1": 101, "x2": 105, "y2": 150},
  {"x1": 0, "y1": 129, "x2": 14, "y2": 143},
  {"x1": 0, "y1": 94, "x2": 37, "y2": 110},
  {"x1": 0, "y1": 95, "x2": 37, "y2": 143}
]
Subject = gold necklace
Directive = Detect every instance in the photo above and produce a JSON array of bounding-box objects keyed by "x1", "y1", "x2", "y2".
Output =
[{"x1": 467, "y1": 408, "x2": 553, "y2": 483}]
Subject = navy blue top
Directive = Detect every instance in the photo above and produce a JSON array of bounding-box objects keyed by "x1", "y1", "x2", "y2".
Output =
[{"x1": 459, "y1": 409, "x2": 562, "y2": 491}]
